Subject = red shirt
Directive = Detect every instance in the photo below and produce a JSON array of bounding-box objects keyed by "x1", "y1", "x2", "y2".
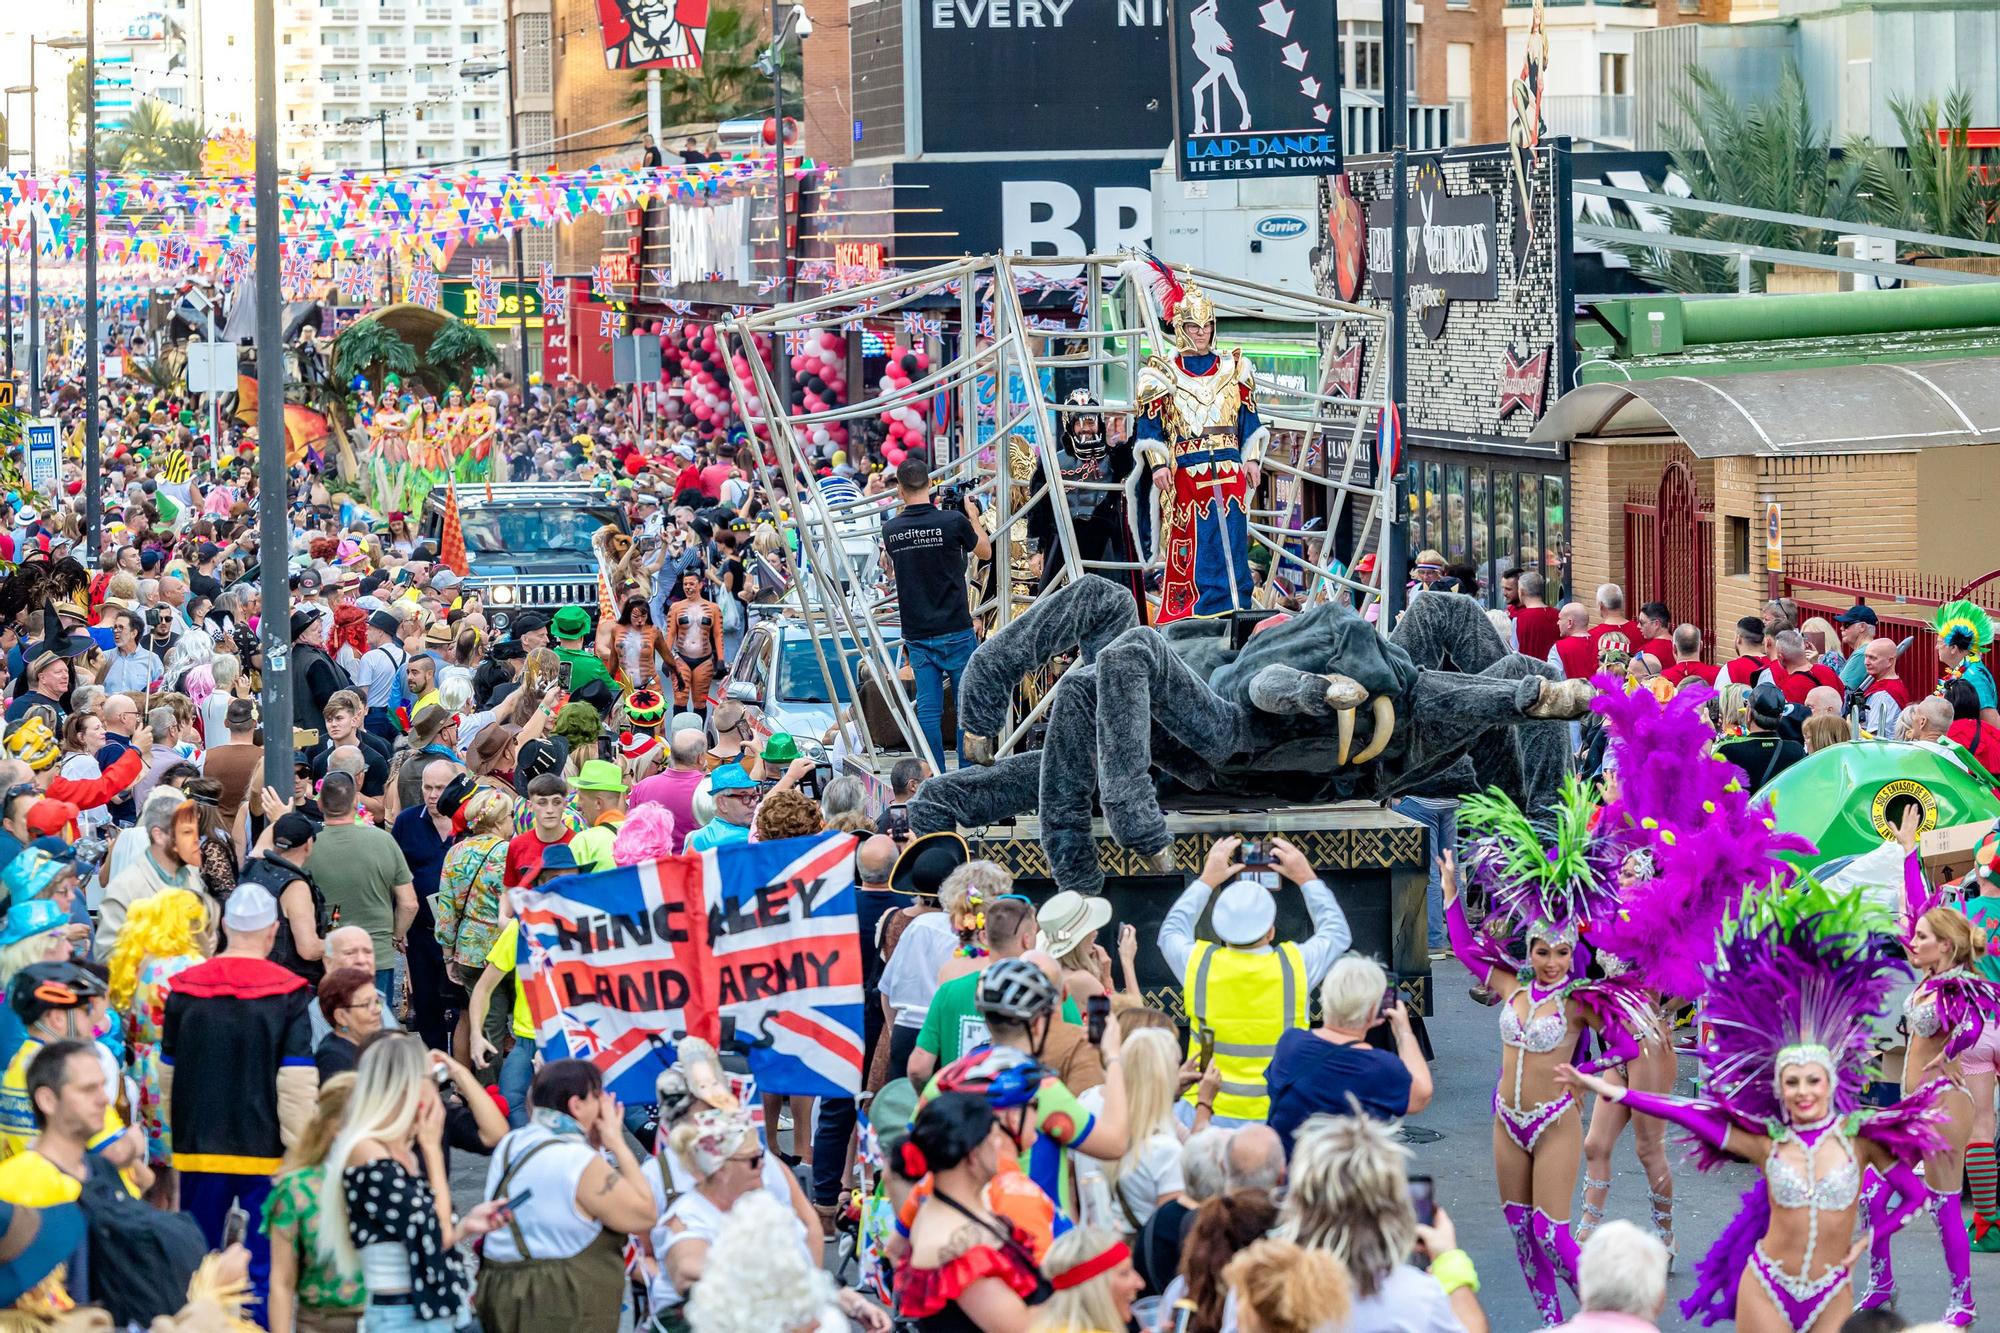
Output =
[
  {"x1": 1866, "y1": 676, "x2": 1912, "y2": 709},
  {"x1": 1724, "y1": 655, "x2": 1773, "y2": 687},
  {"x1": 1948, "y1": 718, "x2": 2000, "y2": 782},
  {"x1": 674, "y1": 463, "x2": 704, "y2": 495},
  {"x1": 1638, "y1": 637, "x2": 1675, "y2": 668},
  {"x1": 1778, "y1": 662, "x2": 1843, "y2": 705},
  {"x1": 1589, "y1": 621, "x2": 1643, "y2": 659},
  {"x1": 1512, "y1": 606, "x2": 1562, "y2": 660},
  {"x1": 505, "y1": 828, "x2": 575, "y2": 888},
  {"x1": 1659, "y1": 660, "x2": 1721, "y2": 687},
  {"x1": 1553, "y1": 636, "x2": 1601, "y2": 680}
]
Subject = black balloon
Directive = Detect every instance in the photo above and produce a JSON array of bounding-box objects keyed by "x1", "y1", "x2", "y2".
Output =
[{"x1": 899, "y1": 354, "x2": 918, "y2": 376}]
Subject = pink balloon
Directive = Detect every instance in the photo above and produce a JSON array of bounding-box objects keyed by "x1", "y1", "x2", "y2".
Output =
[{"x1": 914, "y1": 352, "x2": 931, "y2": 372}]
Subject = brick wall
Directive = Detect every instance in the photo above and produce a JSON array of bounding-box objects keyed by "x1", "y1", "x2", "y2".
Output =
[
  {"x1": 552, "y1": 0, "x2": 634, "y2": 274},
  {"x1": 1422, "y1": 0, "x2": 1508, "y2": 145},
  {"x1": 1569, "y1": 438, "x2": 1676, "y2": 604},
  {"x1": 801, "y1": 0, "x2": 853, "y2": 165}
]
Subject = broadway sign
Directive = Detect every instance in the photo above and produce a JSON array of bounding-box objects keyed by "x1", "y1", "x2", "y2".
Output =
[
  {"x1": 1366, "y1": 162, "x2": 1498, "y2": 339},
  {"x1": 1169, "y1": 0, "x2": 1341, "y2": 179},
  {"x1": 514, "y1": 831, "x2": 863, "y2": 1101}
]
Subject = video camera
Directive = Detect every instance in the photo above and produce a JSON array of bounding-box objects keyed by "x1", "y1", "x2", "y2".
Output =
[{"x1": 933, "y1": 483, "x2": 971, "y2": 514}]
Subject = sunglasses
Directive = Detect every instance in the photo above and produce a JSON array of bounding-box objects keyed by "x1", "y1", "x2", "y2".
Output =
[{"x1": 730, "y1": 1150, "x2": 765, "y2": 1172}]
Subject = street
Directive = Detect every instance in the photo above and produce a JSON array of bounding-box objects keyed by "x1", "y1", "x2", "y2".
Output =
[{"x1": 1410, "y1": 973, "x2": 1971, "y2": 1329}]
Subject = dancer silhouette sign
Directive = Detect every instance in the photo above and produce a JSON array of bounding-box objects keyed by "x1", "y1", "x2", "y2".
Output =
[{"x1": 1168, "y1": 0, "x2": 1341, "y2": 180}]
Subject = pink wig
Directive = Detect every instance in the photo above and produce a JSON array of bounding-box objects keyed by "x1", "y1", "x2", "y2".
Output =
[{"x1": 613, "y1": 803, "x2": 677, "y2": 866}]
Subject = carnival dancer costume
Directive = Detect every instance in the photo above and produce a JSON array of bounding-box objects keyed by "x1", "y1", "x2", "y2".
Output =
[
  {"x1": 1560, "y1": 883, "x2": 1947, "y2": 1333},
  {"x1": 1130, "y1": 259, "x2": 1266, "y2": 623},
  {"x1": 1854, "y1": 879, "x2": 2000, "y2": 1325},
  {"x1": 1445, "y1": 774, "x2": 1656, "y2": 1326},
  {"x1": 1937, "y1": 599, "x2": 1999, "y2": 715}
]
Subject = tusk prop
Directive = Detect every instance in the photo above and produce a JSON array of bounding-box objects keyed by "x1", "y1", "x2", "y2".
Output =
[
  {"x1": 1335, "y1": 707, "x2": 1355, "y2": 766},
  {"x1": 1352, "y1": 696, "x2": 1395, "y2": 764}
]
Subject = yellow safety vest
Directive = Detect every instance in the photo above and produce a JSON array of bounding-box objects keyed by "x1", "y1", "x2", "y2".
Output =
[{"x1": 1182, "y1": 940, "x2": 1308, "y2": 1121}]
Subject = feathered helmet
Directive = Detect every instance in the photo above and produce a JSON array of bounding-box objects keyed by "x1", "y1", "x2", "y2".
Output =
[
  {"x1": 1132, "y1": 252, "x2": 1216, "y2": 350},
  {"x1": 1936, "y1": 599, "x2": 1994, "y2": 659},
  {"x1": 1459, "y1": 775, "x2": 1618, "y2": 951},
  {"x1": 1703, "y1": 879, "x2": 1905, "y2": 1124}
]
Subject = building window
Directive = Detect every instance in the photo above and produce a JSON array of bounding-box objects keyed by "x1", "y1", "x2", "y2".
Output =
[
  {"x1": 1447, "y1": 41, "x2": 1472, "y2": 142},
  {"x1": 1600, "y1": 52, "x2": 1628, "y2": 95},
  {"x1": 464, "y1": 27, "x2": 483, "y2": 44},
  {"x1": 1727, "y1": 516, "x2": 1751, "y2": 577}
]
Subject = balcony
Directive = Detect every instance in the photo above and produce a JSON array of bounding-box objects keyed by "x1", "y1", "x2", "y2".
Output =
[
  {"x1": 466, "y1": 3, "x2": 500, "y2": 18},
  {"x1": 328, "y1": 84, "x2": 362, "y2": 101},
  {"x1": 320, "y1": 44, "x2": 359, "y2": 60},
  {"x1": 377, "y1": 4, "x2": 407, "y2": 18},
  {"x1": 328, "y1": 5, "x2": 359, "y2": 19},
  {"x1": 421, "y1": 43, "x2": 452, "y2": 59},
  {"x1": 417, "y1": 120, "x2": 454, "y2": 138},
  {"x1": 375, "y1": 42, "x2": 408, "y2": 60},
  {"x1": 1342, "y1": 96, "x2": 1455, "y2": 154},
  {"x1": 373, "y1": 79, "x2": 409, "y2": 98},
  {"x1": 420, "y1": 4, "x2": 452, "y2": 18},
  {"x1": 1542, "y1": 93, "x2": 1634, "y2": 146}
]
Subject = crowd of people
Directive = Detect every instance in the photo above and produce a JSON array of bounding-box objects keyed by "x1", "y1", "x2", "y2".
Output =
[{"x1": 0, "y1": 357, "x2": 1991, "y2": 1333}]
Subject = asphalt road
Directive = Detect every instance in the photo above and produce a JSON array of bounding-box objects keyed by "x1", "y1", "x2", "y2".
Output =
[{"x1": 1407, "y1": 973, "x2": 1980, "y2": 1329}]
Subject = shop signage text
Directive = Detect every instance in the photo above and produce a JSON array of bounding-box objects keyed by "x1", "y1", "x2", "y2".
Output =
[{"x1": 1366, "y1": 164, "x2": 1497, "y2": 339}]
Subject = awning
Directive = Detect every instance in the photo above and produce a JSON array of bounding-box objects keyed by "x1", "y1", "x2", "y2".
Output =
[{"x1": 1529, "y1": 357, "x2": 2000, "y2": 456}]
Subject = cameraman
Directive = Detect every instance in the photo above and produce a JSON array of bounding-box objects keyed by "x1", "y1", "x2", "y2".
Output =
[
  {"x1": 881, "y1": 456, "x2": 988, "y2": 769},
  {"x1": 1157, "y1": 835, "x2": 1353, "y2": 1127}
]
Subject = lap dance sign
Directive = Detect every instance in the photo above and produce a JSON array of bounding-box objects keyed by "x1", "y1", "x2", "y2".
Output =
[{"x1": 512, "y1": 832, "x2": 864, "y2": 1101}]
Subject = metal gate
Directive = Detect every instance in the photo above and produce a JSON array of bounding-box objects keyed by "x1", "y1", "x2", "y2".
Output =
[{"x1": 1623, "y1": 453, "x2": 1715, "y2": 657}]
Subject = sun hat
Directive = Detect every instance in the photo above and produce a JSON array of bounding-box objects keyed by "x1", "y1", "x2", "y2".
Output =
[
  {"x1": 889, "y1": 830, "x2": 970, "y2": 898},
  {"x1": 1035, "y1": 890, "x2": 1114, "y2": 958},
  {"x1": 0, "y1": 900, "x2": 66, "y2": 950},
  {"x1": 1212, "y1": 879, "x2": 1277, "y2": 946},
  {"x1": 708, "y1": 762, "x2": 758, "y2": 794}
]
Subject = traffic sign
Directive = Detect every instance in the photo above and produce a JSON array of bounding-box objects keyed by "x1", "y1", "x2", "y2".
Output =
[
  {"x1": 23, "y1": 419, "x2": 59, "y2": 497},
  {"x1": 0, "y1": 381, "x2": 13, "y2": 410}
]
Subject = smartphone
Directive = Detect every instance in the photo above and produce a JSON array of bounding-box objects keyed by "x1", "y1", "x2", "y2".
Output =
[
  {"x1": 1196, "y1": 1022, "x2": 1216, "y2": 1073},
  {"x1": 1239, "y1": 838, "x2": 1271, "y2": 867},
  {"x1": 501, "y1": 1188, "x2": 534, "y2": 1215},
  {"x1": 1408, "y1": 1174, "x2": 1436, "y2": 1227},
  {"x1": 222, "y1": 1198, "x2": 249, "y2": 1249},
  {"x1": 556, "y1": 659, "x2": 573, "y2": 690},
  {"x1": 1086, "y1": 993, "x2": 1111, "y2": 1045},
  {"x1": 1381, "y1": 984, "x2": 1402, "y2": 1020}
]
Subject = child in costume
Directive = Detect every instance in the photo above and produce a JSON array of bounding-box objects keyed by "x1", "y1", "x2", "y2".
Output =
[
  {"x1": 1559, "y1": 882, "x2": 1946, "y2": 1333},
  {"x1": 1443, "y1": 775, "x2": 1657, "y2": 1327}
]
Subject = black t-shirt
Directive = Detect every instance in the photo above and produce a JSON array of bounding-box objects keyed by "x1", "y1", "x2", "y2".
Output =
[
  {"x1": 1715, "y1": 733, "x2": 1807, "y2": 790},
  {"x1": 882, "y1": 502, "x2": 978, "y2": 640},
  {"x1": 308, "y1": 728, "x2": 393, "y2": 797},
  {"x1": 188, "y1": 569, "x2": 222, "y2": 604}
]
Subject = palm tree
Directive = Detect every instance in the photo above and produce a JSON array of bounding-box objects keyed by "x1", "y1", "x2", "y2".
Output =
[
  {"x1": 1608, "y1": 65, "x2": 1876, "y2": 293},
  {"x1": 332, "y1": 320, "x2": 417, "y2": 392},
  {"x1": 424, "y1": 318, "x2": 499, "y2": 391},
  {"x1": 1848, "y1": 90, "x2": 2000, "y2": 247},
  {"x1": 103, "y1": 99, "x2": 207, "y2": 174},
  {"x1": 635, "y1": 4, "x2": 803, "y2": 131}
]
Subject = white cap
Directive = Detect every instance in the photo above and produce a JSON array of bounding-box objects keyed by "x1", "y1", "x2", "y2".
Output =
[
  {"x1": 223, "y1": 882, "x2": 279, "y2": 933},
  {"x1": 1212, "y1": 879, "x2": 1276, "y2": 946}
]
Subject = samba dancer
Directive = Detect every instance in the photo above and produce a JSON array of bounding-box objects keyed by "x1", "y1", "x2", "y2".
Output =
[
  {"x1": 1559, "y1": 883, "x2": 1945, "y2": 1333},
  {"x1": 1936, "y1": 599, "x2": 2000, "y2": 729},
  {"x1": 1442, "y1": 777, "x2": 1656, "y2": 1326}
]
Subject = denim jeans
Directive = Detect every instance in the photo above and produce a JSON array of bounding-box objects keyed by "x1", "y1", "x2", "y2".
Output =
[
  {"x1": 906, "y1": 628, "x2": 978, "y2": 770},
  {"x1": 1393, "y1": 796, "x2": 1457, "y2": 949},
  {"x1": 362, "y1": 1300, "x2": 467, "y2": 1332},
  {"x1": 374, "y1": 966, "x2": 400, "y2": 1010},
  {"x1": 499, "y1": 1037, "x2": 534, "y2": 1129}
]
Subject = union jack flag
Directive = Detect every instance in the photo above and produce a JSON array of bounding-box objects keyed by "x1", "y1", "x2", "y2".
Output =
[
  {"x1": 545, "y1": 284, "x2": 569, "y2": 324},
  {"x1": 470, "y1": 258, "x2": 493, "y2": 285},
  {"x1": 536, "y1": 262, "x2": 560, "y2": 305},
  {"x1": 337, "y1": 261, "x2": 375, "y2": 303},
  {"x1": 592, "y1": 261, "x2": 615, "y2": 297},
  {"x1": 407, "y1": 265, "x2": 442, "y2": 309},
  {"x1": 783, "y1": 329, "x2": 808, "y2": 356},
  {"x1": 648, "y1": 267, "x2": 673, "y2": 293},
  {"x1": 598, "y1": 308, "x2": 619, "y2": 338},
  {"x1": 513, "y1": 832, "x2": 863, "y2": 1103}
]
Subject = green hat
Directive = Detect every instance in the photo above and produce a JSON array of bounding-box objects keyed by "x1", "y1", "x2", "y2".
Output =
[
  {"x1": 761, "y1": 732, "x2": 800, "y2": 765},
  {"x1": 570, "y1": 758, "x2": 628, "y2": 794},
  {"x1": 551, "y1": 605, "x2": 591, "y2": 640}
]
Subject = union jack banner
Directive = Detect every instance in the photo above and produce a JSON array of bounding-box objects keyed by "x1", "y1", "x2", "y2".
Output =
[
  {"x1": 592, "y1": 261, "x2": 615, "y2": 297},
  {"x1": 664, "y1": 299, "x2": 694, "y2": 315},
  {"x1": 512, "y1": 832, "x2": 863, "y2": 1102},
  {"x1": 476, "y1": 289, "x2": 501, "y2": 325},
  {"x1": 408, "y1": 265, "x2": 443, "y2": 309},
  {"x1": 470, "y1": 258, "x2": 493, "y2": 285},
  {"x1": 598, "y1": 308, "x2": 619, "y2": 338},
  {"x1": 648, "y1": 267, "x2": 673, "y2": 292},
  {"x1": 338, "y1": 261, "x2": 375, "y2": 303},
  {"x1": 536, "y1": 262, "x2": 561, "y2": 304},
  {"x1": 545, "y1": 284, "x2": 570, "y2": 323},
  {"x1": 782, "y1": 330, "x2": 808, "y2": 356}
]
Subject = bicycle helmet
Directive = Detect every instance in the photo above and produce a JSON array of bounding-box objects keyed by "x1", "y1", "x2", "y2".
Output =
[
  {"x1": 934, "y1": 1045, "x2": 1049, "y2": 1110},
  {"x1": 8, "y1": 962, "x2": 106, "y2": 1027},
  {"x1": 975, "y1": 957, "x2": 1060, "y2": 1025}
]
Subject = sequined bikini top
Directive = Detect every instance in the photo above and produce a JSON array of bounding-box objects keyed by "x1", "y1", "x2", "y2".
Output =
[
  {"x1": 1906, "y1": 983, "x2": 1942, "y2": 1039},
  {"x1": 1764, "y1": 1129, "x2": 1860, "y2": 1212},
  {"x1": 1499, "y1": 987, "x2": 1569, "y2": 1053}
]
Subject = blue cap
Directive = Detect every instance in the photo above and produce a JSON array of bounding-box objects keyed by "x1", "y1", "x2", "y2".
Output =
[
  {"x1": 709, "y1": 762, "x2": 758, "y2": 793},
  {"x1": 0, "y1": 900, "x2": 66, "y2": 949}
]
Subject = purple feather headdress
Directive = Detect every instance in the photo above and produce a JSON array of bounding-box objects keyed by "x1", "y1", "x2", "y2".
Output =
[
  {"x1": 1585, "y1": 677, "x2": 1816, "y2": 1000},
  {"x1": 1460, "y1": 774, "x2": 1619, "y2": 950},
  {"x1": 1697, "y1": 880, "x2": 1908, "y2": 1141}
]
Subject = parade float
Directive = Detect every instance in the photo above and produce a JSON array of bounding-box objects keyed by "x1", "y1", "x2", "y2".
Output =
[{"x1": 331, "y1": 304, "x2": 502, "y2": 513}]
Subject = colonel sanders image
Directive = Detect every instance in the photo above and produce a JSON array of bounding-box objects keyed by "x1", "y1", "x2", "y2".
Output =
[{"x1": 600, "y1": 0, "x2": 710, "y2": 70}]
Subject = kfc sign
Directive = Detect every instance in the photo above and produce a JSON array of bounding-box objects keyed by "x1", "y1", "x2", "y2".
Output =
[{"x1": 598, "y1": 0, "x2": 710, "y2": 69}]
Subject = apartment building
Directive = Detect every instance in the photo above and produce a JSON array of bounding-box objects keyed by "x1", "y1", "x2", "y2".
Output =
[{"x1": 278, "y1": 0, "x2": 511, "y2": 172}]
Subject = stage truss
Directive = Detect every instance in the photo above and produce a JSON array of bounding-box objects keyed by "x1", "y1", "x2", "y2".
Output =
[{"x1": 720, "y1": 253, "x2": 1393, "y2": 774}]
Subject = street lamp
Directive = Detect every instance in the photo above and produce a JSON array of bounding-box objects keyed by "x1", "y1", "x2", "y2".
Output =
[
  {"x1": 459, "y1": 60, "x2": 529, "y2": 388},
  {"x1": 13, "y1": 35, "x2": 86, "y2": 419},
  {"x1": 341, "y1": 111, "x2": 394, "y2": 296},
  {"x1": 1, "y1": 96, "x2": 25, "y2": 387}
]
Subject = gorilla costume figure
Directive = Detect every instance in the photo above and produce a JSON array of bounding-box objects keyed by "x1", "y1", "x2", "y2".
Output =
[{"x1": 910, "y1": 577, "x2": 1593, "y2": 894}]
